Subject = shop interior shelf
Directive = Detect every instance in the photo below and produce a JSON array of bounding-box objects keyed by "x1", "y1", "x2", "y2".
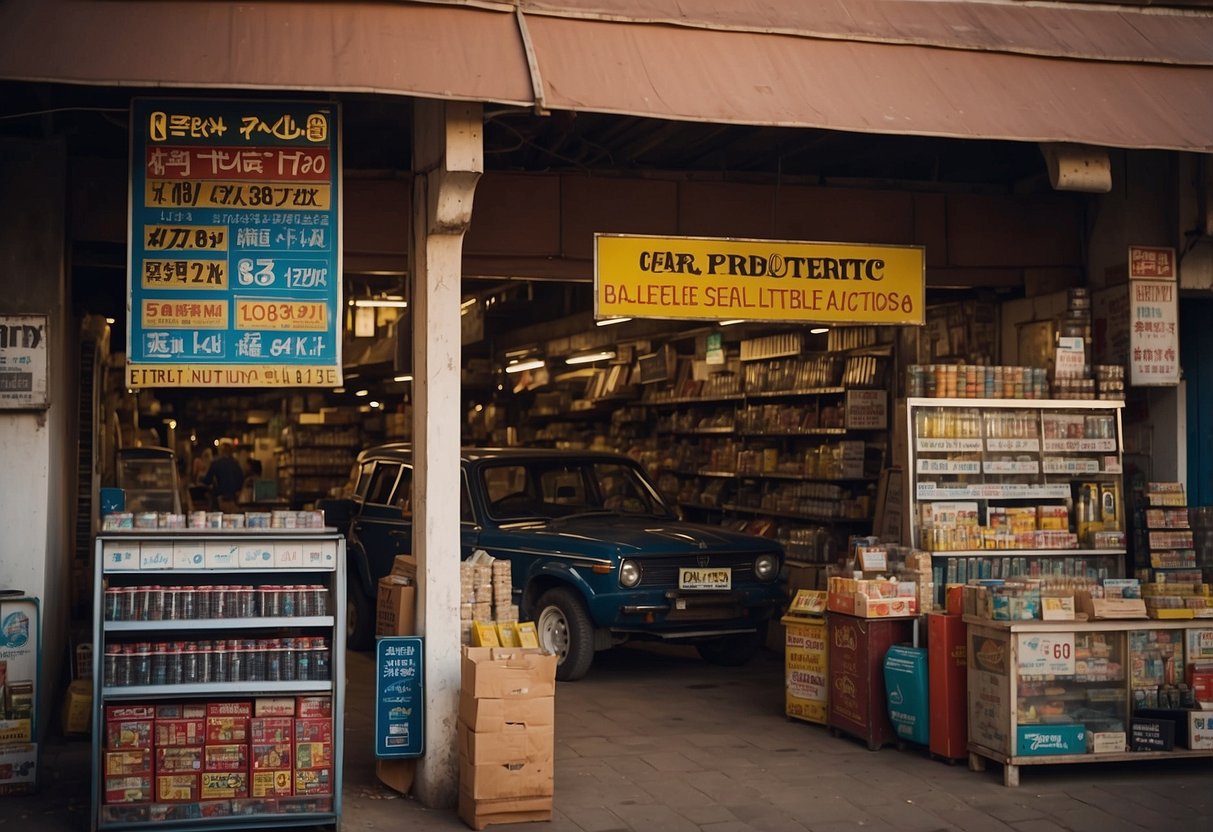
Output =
[
  {"x1": 102, "y1": 680, "x2": 333, "y2": 698},
  {"x1": 926, "y1": 549, "x2": 1127, "y2": 558},
  {"x1": 104, "y1": 616, "x2": 334, "y2": 631}
]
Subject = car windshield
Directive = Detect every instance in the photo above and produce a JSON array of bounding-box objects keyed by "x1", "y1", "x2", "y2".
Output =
[{"x1": 481, "y1": 459, "x2": 674, "y2": 521}]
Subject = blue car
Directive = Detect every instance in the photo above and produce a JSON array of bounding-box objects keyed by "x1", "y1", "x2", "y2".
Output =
[{"x1": 322, "y1": 446, "x2": 785, "y2": 680}]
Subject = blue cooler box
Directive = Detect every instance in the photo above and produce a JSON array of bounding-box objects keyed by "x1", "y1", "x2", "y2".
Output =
[{"x1": 883, "y1": 644, "x2": 929, "y2": 745}]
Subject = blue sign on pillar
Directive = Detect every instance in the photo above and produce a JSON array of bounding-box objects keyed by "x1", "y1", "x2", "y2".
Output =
[{"x1": 375, "y1": 636, "x2": 424, "y2": 758}]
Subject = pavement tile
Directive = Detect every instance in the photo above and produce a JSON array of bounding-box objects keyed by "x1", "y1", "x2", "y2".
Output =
[
  {"x1": 1007, "y1": 820, "x2": 1070, "y2": 832},
  {"x1": 699, "y1": 823, "x2": 758, "y2": 832},
  {"x1": 674, "y1": 802, "x2": 739, "y2": 825},
  {"x1": 864, "y1": 801, "x2": 960, "y2": 832},
  {"x1": 609, "y1": 803, "x2": 702, "y2": 832},
  {"x1": 558, "y1": 806, "x2": 631, "y2": 832},
  {"x1": 639, "y1": 750, "x2": 705, "y2": 773}
]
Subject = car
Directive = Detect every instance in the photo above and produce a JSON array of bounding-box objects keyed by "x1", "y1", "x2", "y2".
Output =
[{"x1": 320, "y1": 445, "x2": 786, "y2": 680}]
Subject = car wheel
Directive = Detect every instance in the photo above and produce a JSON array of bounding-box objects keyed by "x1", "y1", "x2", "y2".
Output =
[
  {"x1": 347, "y1": 583, "x2": 375, "y2": 651},
  {"x1": 696, "y1": 632, "x2": 760, "y2": 667},
  {"x1": 535, "y1": 587, "x2": 594, "y2": 681}
]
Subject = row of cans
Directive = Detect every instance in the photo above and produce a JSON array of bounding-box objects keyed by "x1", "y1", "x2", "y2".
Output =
[
  {"x1": 104, "y1": 585, "x2": 329, "y2": 621},
  {"x1": 103, "y1": 637, "x2": 331, "y2": 686}
]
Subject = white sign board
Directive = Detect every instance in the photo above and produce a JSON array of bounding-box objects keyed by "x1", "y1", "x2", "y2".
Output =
[
  {"x1": 1128, "y1": 245, "x2": 1179, "y2": 387},
  {"x1": 844, "y1": 389, "x2": 886, "y2": 430},
  {"x1": 0, "y1": 315, "x2": 48, "y2": 409},
  {"x1": 1017, "y1": 633, "x2": 1076, "y2": 676}
]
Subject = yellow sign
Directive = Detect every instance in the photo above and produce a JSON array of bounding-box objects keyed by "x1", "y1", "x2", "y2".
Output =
[
  {"x1": 234, "y1": 299, "x2": 327, "y2": 331},
  {"x1": 142, "y1": 299, "x2": 228, "y2": 329},
  {"x1": 142, "y1": 258, "x2": 228, "y2": 289},
  {"x1": 595, "y1": 234, "x2": 924, "y2": 325}
]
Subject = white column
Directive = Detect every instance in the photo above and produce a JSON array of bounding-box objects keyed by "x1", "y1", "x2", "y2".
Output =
[{"x1": 409, "y1": 99, "x2": 482, "y2": 808}]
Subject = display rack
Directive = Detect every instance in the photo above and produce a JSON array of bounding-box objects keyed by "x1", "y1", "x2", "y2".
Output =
[
  {"x1": 276, "y1": 424, "x2": 360, "y2": 507},
  {"x1": 965, "y1": 617, "x2": 1213, "y2": 787},
  {"x1": 91, "y1": 530, "x2": 345, "y2": 831},
  {"x1": 905, "y1": 398, "x2": 1127, "y2": 598}
]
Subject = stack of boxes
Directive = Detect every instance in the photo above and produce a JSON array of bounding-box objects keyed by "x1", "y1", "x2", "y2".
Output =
[
  {"x1": 460, "y1": 554, "x2": 520, "y2": 646},
  {"x1": 101, "y1": 696, "x2": 333, "y2": 822},
  {"x1": 457, "y1": 648, "x2": 556, "y2": 830}
]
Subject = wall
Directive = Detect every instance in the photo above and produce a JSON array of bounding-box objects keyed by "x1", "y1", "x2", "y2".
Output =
[{"x1": 0, "y1": 139, "x2": 72, "y2": 736}]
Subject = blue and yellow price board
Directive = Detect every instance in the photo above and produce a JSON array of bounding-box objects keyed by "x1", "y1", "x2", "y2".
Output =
[
  {"x1": 127, "y1": 98, "x2": 342, "y2": 387},
  {"x1": 595, "y1": 234, "x2": 924, "y2": 326},
  {"x1": 375, "y1": 637, "x2": 424, "y2": 758}
]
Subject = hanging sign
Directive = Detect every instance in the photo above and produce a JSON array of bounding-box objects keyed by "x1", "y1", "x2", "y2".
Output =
[
  {"x1": 1127, "y1": 245, "x2": 1179, "y2": 387},
  {"x1": 595, "y1": 234, "x2": 925, "y2": 325},
  {"x1": 0, "y1": 315, "x2": 48, "y2": 409},
  {"x1": 127, "y1": 98, "x2": 342, "y2": 388},
  {"x1": 375, "y1": 636, "x2": 424, "y2": 758}
]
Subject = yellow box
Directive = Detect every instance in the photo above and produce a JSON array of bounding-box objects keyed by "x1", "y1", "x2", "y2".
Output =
[
  {"x1": 62, "y1": 679, "x2": 92, "y2": 736},
  {"x1": 781, "y1": 613, "x2": 827, "y2": 725}
]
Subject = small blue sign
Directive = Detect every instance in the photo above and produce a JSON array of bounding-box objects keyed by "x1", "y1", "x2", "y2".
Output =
[{"x1": 375, "y1": 636, "x2": 424, "y2": 758}]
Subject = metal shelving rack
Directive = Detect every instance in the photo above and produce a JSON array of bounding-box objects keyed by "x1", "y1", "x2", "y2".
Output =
[
  {"x1": 905, "y1": 397, "x2": 1128, "y2": 590},
  {"x1": 91, "y1": 529, "x2": 346, "y2": 832}
]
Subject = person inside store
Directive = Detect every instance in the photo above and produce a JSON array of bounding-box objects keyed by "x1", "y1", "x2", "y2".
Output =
[{"x1": 202, "y1": 441, "x2": 245, "y2": 512}]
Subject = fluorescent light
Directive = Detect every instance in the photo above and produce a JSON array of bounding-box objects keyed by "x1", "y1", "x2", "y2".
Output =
[
  {"x1": 810, "y1": 327, "x2": 829, "y2": 335},
  {"x1": 354, "y1": 389, "x2": 369, "y2": 397},
  {"x1": 460, "y1": 298, "x2": 477, "y2": 309},
  {"x1": 393, "y1": 374, "x2": 413, "y2": 383},
  {"x1": 369, "y1": 401, "x2": 380, "y2": 409},
  {"x1": 105, "y1": 317, "x2": 116, "y2": 324},
  {"x1": 505, "y1": 358, "x2": 545, "y2": 374},
  {"x1": 353, "y1": 298, "x2": 408, "y2": 308},
  {"x1": 566, "y1": 350, "x2": 616, "y2": 365},
  {"x1": 596, "y1": 317, "x2": 631, "y2": 327},
  {"x1": 332, "y1": 387, "x2": 345, "y2": 394},
  {"x1": 719, "y1": 319, "x2": 745, "y2": 326}
]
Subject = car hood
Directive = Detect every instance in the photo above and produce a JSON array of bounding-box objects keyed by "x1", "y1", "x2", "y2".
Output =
[{"x1": 501, "y1": 514, "x2": 780, "y2": 557}]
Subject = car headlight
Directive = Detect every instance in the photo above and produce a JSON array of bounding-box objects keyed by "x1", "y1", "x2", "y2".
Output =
[
  {"x1": 754, "y1": 553, "x2": 779, "y2": 582},
  {"x1": 619, "y1": 559, "x2": 642, "y2": 588}
]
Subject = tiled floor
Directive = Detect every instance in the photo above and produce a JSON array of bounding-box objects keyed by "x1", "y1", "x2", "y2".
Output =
[{"x1": 3, "y1": 643, "x2": 1210, "y2": 830}]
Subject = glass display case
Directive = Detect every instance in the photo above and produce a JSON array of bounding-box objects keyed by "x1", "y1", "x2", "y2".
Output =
[
  {"x1": 116, "y1": 447, "x2": 182, "y2": 514},
  {"x1": 966, "y1": 618, "x2": 1213, "y2": 786}
]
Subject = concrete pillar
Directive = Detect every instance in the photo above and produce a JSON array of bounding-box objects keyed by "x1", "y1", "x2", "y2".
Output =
[{"x1": 409, "y1": 99, "x2": 482, "y2": 808}]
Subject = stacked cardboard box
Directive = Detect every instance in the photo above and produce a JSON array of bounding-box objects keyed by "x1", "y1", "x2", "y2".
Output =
[
  {"x1": 460, "y1": 553, "x2": 521, "y2": 645},
  {"x1": 457, "y1": 647, "x2": 556, "y2": 830}
]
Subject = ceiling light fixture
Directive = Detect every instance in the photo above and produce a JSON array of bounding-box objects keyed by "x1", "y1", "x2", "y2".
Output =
[
  {"x1": 354, "y1": 389, "x2": 369, "y2": 397},
  {"x1": 810, "y1": 327, "x2": 829, "y2": 335},
  {"x1": 504, "y1": 358, "x2": 546, "y2": 374},
  {"x1": 566, "y1": 350, "x2": 616, "y2": 365},
  {"x1": 105, "y1": 317, "x2": 116, "y2": 324},
  {"x1": 719, "y1": 319, "x2": 745, "y2": 326},
  {"x1": 352, "y1": 297, "x2": 408, "y2": 308},
  {"x1": 460, "y1": 298, "x2": 477, "y2": 309},
  {"x1": 596, "y1": 317, "x2": 631, "y2": 327},
  {"x1": 393, "y1": 374, "x2": 413, "y2": 383}
]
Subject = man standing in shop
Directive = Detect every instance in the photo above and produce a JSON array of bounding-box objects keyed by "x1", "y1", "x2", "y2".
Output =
[{"x1": 203, "y1": 441, "x2": 245, "y2": 512}]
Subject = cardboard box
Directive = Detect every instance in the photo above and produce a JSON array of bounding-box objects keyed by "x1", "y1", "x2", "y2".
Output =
[
  {"x1": 155, "y1": 747, "x2": 202, "y2": 773},
  {"x1": 0, "y1": 718, "x2": 32, "y2": 743},
  {"x1": 294, "y1": 741, "x2": 332, "y2": 769},
  {"x1": 200, "y1": 771, "x2": 249, "y2": 799},
  {"x1": 204, "y1": 744, "x2": 249, "y2": 772},
  {"x1": 461, "y1": 648, "x2": 557, "y2": 700},
  {"x1": 1089, "y1": 731, "x2": 1127, "y2": 753},
  {"x1": 156, "y1": 718, "x2": 205, "y2": 747},
  {"x1": 376, "y1": 578, "x2": 417, "y2": 637},
  {"x1": 252, "y1": 743, "x2": 291, "y2": 770},
  {"x1": 251, "y1": 769, "x2": 293, "y2": 797},
  {"x1": 1130, "y1": 717, "x2": 1175, "y2": 751},
  {"x1": 62, "y1": 678, "x2": 92, "y2": 735},
  {"x1": 107, "y1": 705, "x2": 156, "y2": 720},
  {"x1": 1015, "y1": 725, "x2": 1087, "y2": 756},
  {"x1": 100, "y1": 804, "x2": 151, "y2": 822},
  {"x1": 207, "y1": 701, "x2": 253, "y2": 717},
  {"x1": 294, "y1": 717, "x2": 333, "y2": 744},
  {"x1": 293, "y1": 767, "x2": 333, "y2": 795},
  {"x1": 107, "y1": 718, "x2": 153, "y2": 749},
  {"x1": 457, "y1": 723, "x2": 554, "y2": 766},
  {"x1": 104, "y1": 774, "x2": 151, "y2": 803},
  {"x1": 375, "y1": 758, "x2": 415, "y2": 795},
  {"x1": 251, "y1": 717, "x2": 293, "y2": 743},
  {"x1": 105, "y1": 748, "x2": 153, "y2": 776},
  {"x1": 155, "y1": 773, "x2": 200, "y2": 802},
  {"x1": 296, "y1": 696, "x2": 332, "y2": 719},
  {"x1": 458, "y1": 790, "x2": 552, "y2": 831},
  {"x1": 459, "y1": 756, "x2": 553, "y2": 800},
  {"x1": 1135, "y1": 709, "x2": 1191, "y2": 746},
  {"x1": 155, "y1": 703, "x2": 206, "y2": 719},
  {"x1": 458, "y1": 693, "x2": 555, "y2": 733},
  {"x1": 206, "y1": 716, "x2": 249, "y2": 744},
  {"x1": 1188, "y1": 711, "x2": 1213, "y2": 750},
  {"x1": 254, "y1": 698, "x2": 296, "y2": 717}
]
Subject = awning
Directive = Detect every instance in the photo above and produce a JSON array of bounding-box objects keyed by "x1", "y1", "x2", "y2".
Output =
[{"x1": 3, "y1": 0, "x2": 1213, "y2": 152}]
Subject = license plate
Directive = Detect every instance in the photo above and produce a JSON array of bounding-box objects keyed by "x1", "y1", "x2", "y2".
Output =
[{"x1": 678, "y1": 567, "x2": 731, "y2": 590}]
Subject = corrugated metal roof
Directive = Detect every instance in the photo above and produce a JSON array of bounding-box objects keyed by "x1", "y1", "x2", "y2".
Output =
[{"x1": 2, "y1": 0, "x2": 1213, "y2": 151}]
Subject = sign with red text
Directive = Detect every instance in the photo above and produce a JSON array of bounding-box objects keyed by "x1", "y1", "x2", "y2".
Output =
[
  {"x1": 1128, "y1": 246, "x2": 1179, "y2": 387},
  {"x1": 127, "y1": 98, "x2": 342, "y2": 388},
  {"x1": 1017, "y1": 633, "x2": 1076, "y2": 676},
  {"x1": 595, "y1": 234, "x2": 925, "y2": 325}
]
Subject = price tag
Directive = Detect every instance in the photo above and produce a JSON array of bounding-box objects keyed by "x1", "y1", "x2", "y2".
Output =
[{"x1": 1017, "y1": 633, "x2": 1076, "y2": 675}]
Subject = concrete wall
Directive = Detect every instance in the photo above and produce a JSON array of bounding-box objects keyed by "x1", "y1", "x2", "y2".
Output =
[{"x1": 0, "y1": 139, "x2": 72, "y2": 736}]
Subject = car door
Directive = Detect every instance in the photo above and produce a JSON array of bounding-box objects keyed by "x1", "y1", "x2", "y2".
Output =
[{"x1": 350, "y1": 460, "x2": 408, "y2": 584}]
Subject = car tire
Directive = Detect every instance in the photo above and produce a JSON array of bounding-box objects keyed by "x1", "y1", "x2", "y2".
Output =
[
  {"x1": 696, "y1": 632, "x2": 760, "y2": 667},
  {"x1": 535, "y1": 587, "x2": 595, "y2": 681},
  {"x1": 347, "y1": 583, "x2": 375, "y2": 652}
]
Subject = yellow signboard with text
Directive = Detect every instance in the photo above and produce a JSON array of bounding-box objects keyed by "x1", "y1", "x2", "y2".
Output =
[{"x1": 595, "y1": 234, "x2": 925, "y2": 326}]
